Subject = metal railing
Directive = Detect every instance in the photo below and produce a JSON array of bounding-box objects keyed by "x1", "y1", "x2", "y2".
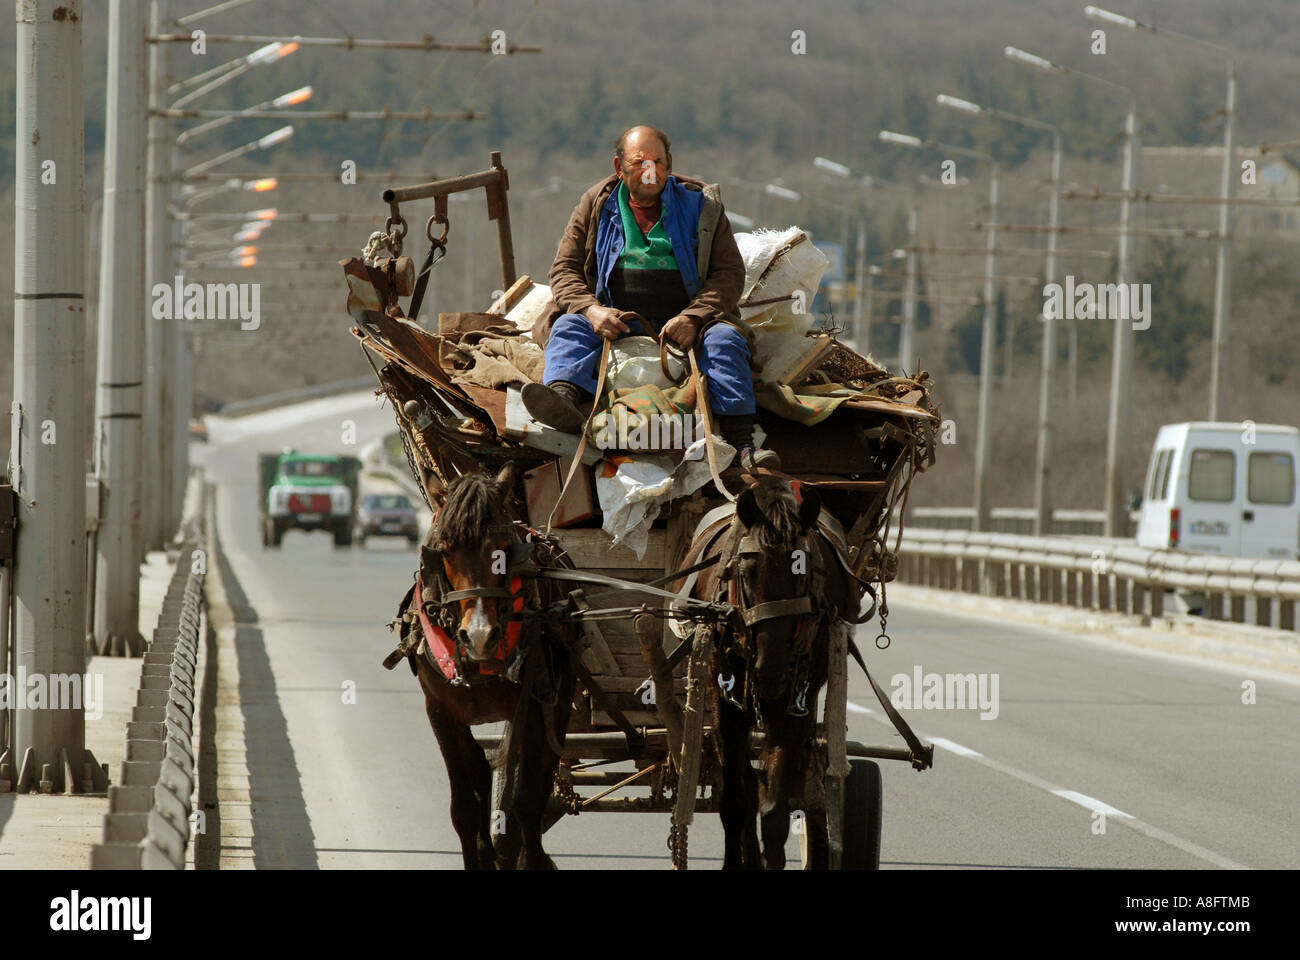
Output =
[
  {"x1": 91, "y1": 472, "x2": 206, "y2": 869},
  {"x1": 895, "y1": 527, "x2": 1300, "y2": 632},
  {"x1": 904, "y1": 505, "x2": 1139, "y2": 538}
]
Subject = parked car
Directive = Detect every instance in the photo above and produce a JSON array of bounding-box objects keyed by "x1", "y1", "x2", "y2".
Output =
[
  {"x1": 1135, "y1": 422, "x2": 1299, "y2": 560},
  {"x1": 258, "y1": 450, "x2": 361, "y2": 548},
  {"x1": 354, "y1": 493, "x2": 421, "y2": 545}
]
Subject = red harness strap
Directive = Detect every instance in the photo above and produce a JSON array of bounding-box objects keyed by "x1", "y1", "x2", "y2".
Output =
[
  {"x1": 415, "y1": 571, "x2": 526, "y2": 681},
  {"x1": 415, "y1": 571, "x2": 459, "y2": 681}
]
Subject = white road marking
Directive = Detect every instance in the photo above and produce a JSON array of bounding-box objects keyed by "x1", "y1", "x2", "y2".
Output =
[
  {"x1": 927, "y1": 736, "x2": 983, "y2": 758},
  {"x1": 846, "y1": 700, "x2": 1251, "y2": 870},
  {"x1": 1052, "y1": 789, "x2": 1132, "y2": 818}
]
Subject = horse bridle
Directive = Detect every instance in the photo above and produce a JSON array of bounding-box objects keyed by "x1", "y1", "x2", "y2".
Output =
[
  {"x1": 416, "y1": 516, "x2": 544, "y2": 684},
  {"x1": 714, "y1": 519, "x2": 827, "y2": 718}
]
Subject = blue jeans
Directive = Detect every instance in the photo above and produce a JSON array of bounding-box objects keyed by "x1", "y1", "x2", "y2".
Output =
[{"x1": 543, "y1": 313, "x2": 755, "y2": 415}]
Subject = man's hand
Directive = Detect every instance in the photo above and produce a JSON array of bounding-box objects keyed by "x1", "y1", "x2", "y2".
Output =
[
  {"x1": 585, "y1": 305, "x2": 631, "y2": 341},
  {"x1": 660, "y1": 314, "x2": 700, "y2": 348}
]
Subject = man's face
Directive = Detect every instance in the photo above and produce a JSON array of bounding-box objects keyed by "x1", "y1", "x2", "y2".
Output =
[{"x1": 614, "y1": 131, "x2": 671, "y2": 205}]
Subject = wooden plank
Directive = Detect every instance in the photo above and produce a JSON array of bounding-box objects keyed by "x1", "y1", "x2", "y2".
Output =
[
  {"x1": 594, "y1": 710, "x2": 662, "y2": 728},
  {"x1": 570, "y1": 592, "x2": 621, "y2": 676},
  {"x1": 486, "y1": 274, "x2": 532, "y2": 315},
  {"x1": 503, "y1": 387, "x2": 603, "y2": 466},
  {"x1": 558, "y1": 529, "x2": 666, "y2": 569},
  {"x1": 596, "y1": 677, "x2": 688, "y2": 694},
  {"x1": 753, "y1": 332, "x2": 836, "y2": 387}
]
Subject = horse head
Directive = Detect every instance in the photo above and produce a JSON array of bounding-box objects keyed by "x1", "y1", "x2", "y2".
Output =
[
  {"x1": 424, "y1": 463, "x2": 519, "y2": 663},
  {"x1": 728, "y1": 478, "x2": 823, "y2": 705}
]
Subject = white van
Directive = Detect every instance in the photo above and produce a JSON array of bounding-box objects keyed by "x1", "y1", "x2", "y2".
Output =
[{"x1": 1135, "y1": 422, "x2": 1300, "y2": 559}]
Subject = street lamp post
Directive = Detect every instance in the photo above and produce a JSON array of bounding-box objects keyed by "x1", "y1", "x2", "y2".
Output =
[
  {"x1": 937, "y1": 93, "x2": 1063, "y2": 536},
  {"x1": 144, "y1": 0, "x2": 174, "y2": 551},
  {"x1": 1005, "y1": 45, "x2": 1140, "y2": 538},
  {"x1": 1085, "y1": 5, "x2": 1236, "y2": 422},
  {"x1": 880, "y1": 131, "x2": 999, "y2": 531}
]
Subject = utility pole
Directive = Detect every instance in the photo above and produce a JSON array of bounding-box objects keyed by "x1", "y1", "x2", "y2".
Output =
[
  {"x1": 92, "y1": 0, "x2": 149, "y2": 657},
  {"x1": 1103, "y1": 104, "x2": 1140, "y2": 537},
  {"x1": 5, "y1": 0, "x2": 106, "y2": 795},
  {"x1": 1208, "y1": 61, "x2": 1236, "y2": 421},
  {"x1": 973, "y1": 165, "x2": 999, "y2": 532},
  {"x1": 899, "y1": 206, "x2": 919, "y2": 373},
  {"x1": 852, "y1": 220, "x2": 866, "y2": 349},
  {"x1": 1033, "y1": 132, "x2": 1062, "y2": 535},
  {"x1": 145, "y1": 0, "x2": 173, "y2": 549}
]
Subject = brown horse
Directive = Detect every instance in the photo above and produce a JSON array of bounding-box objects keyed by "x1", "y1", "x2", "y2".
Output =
[
  {"x1": 399, "y1": 464, "x2": 575, "y2": 869},
  {"x1": 691, "y1": 477, "x2": 862, "y2": 869}
]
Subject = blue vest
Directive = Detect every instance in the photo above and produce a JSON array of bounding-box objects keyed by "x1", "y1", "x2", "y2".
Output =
[{"x1": 593, "y1": 175, "x2": 703, "y2": 308}]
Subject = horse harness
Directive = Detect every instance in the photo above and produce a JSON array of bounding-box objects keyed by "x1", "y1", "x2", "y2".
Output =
[
  {"x1": 711, "y1": 507, "x2": 830, "y2": 720},
  {"x1": 385, "y1": 515, "x2": 552, "y2": 688}
]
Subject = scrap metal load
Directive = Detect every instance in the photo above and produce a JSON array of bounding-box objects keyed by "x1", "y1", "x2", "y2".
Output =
[{"x1": 341, "y1": 160, "x2": 940, "y2": 582}]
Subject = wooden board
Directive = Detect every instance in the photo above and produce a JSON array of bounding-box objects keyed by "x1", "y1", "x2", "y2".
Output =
[{"x1": 753, "y1": 332, "x2": 836, "y2": 386}]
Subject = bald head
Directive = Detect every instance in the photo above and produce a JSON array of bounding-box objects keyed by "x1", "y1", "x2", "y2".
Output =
[
  {"x1": 613, "y1": 126, "x2": 673, "y2": 205},
  {"x1": 615, "y1": 125, "x2": 671, "y2": 163}
]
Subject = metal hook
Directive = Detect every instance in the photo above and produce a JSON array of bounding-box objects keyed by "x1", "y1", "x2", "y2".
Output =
[{"x1": 426, "y1": 214, "x2": 449, "y2": 247}]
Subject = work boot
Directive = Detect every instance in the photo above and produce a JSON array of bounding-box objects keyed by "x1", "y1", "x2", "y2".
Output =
[
  {"x1": 521, "y1": 380, "x2": 591, "y2": 435},
  {"x1": 715, "y1": 413, "x2": 781, "y2": 471}
]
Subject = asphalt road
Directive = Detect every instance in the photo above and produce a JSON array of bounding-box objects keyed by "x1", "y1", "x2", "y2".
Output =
[{"x1": 196, "y1": 391, "x2": 1300, "y2": 870}]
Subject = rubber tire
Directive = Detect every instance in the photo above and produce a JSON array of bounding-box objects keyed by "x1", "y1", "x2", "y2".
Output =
[
  {"x1": 355, "y1": 528, "x2": 367, "y2": 547},
  {"x1": 269, "y1": 520, "x2": 284, "y2": 548},
  {"x1": 333, "y1": 521, "x2": 352, "y2": 547},
  {"x1": 842, "y1": 759, "x2": 883, "y2": 870}
]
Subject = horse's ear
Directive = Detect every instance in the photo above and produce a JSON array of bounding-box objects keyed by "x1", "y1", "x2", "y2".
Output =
[
  {"x1": 737, "y1": 486, "x2": 763, "y2": 529},
  {"x1": 797, "y1": 485, "x2": 821, "y2": 532},
  {"x1": 495, "y1": 461, "x2": 517, "y2": 492}
]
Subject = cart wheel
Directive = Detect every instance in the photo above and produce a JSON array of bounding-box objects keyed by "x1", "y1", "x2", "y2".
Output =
[{"x1": 842, "y1": 759, "x2": 882, "y2": 870}]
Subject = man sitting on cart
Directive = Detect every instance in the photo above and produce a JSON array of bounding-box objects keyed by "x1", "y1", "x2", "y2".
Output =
[{"x1": 522, "y1": 124, "x2": 776, "y2": 468}]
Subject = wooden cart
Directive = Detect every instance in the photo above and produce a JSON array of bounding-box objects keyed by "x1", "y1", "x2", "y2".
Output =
[{"x1": 345, "y1": 154, "x2": 937, "y2": 869}]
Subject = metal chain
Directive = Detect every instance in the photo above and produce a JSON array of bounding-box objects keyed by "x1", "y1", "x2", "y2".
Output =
[
  {"x1": 668, "y1": 821, "x2": 689, "y2": 870},
  {"x1": 554, "y1": 764, "x2": 580, "y2": 815},
  {"x1": 875, "y1": 580, "x2": 891, "y2": 650}
]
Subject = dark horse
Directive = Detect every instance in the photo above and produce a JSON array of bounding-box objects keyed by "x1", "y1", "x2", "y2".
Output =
[
  {"x1": 398, "y1": 463, "x2": 575, "y2": 869},
  {"x1": 690, "y1": 476, "x2": 862, "y2": 869}
]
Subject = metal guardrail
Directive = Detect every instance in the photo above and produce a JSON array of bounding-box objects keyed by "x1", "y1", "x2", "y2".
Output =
[
  {"x1": 91, "y1": 472, "x2": 206, "y2": 869},
  {"x1": 904, "y1": 505, "x2": 1139, "y2": 538},
  {"x1": 896, "y1": 527, "x2": 1300, "y2": 632}
]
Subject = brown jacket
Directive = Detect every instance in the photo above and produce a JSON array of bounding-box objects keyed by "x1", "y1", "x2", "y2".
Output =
[{"x1": 534, "y1": 172, "x2": 749, "y2": 348}]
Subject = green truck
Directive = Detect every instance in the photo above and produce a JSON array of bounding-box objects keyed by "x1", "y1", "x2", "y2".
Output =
[{"x1": 257, "y1": 450, "x2": 362, "y2": 547}]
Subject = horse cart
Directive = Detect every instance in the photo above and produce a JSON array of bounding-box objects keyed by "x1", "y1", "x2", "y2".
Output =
[{"x1": 343, "y1": 153, "x2": 939, "y2": 869}]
